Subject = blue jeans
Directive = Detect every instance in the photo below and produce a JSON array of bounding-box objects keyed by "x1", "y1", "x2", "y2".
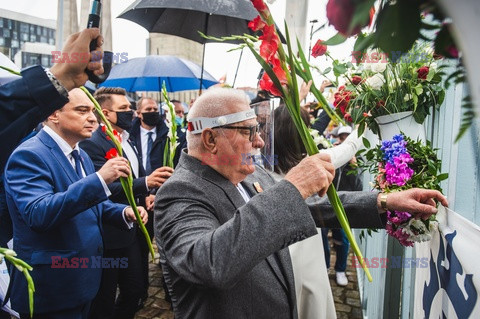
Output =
[{"x1": 321, "y1": 228, "x2": 349, "y2": 272}]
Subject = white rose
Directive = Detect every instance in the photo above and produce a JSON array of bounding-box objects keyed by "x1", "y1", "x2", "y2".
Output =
[
  {"x1": 370, "y1": 62, "x2": 387, "y2": 73},
  {"x1": 365, "y1": 74, "x2": 385, "y2": 90}
]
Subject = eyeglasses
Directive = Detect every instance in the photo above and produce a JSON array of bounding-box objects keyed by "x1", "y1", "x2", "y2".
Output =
[{"x1": 217, "y1": 123, "x2": 260, "y2": 142}]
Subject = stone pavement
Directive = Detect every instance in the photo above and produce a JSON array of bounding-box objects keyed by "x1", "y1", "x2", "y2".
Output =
[{"x1": 135, "y1": 245, "x2": 363, "y2": 319}]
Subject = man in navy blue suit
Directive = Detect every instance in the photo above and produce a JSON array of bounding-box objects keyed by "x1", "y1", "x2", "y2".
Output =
[{"x1": 4, "y1": 88, "x2": 148, "y2": 319}]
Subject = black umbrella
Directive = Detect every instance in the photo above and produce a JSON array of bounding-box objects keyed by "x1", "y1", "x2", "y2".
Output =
[{"x1": 118, "y1": 0, "x2": 285, "y2": 91}]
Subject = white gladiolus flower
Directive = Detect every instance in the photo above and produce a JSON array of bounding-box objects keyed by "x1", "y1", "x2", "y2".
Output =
[
  {"x1": 167, "y1": 130, "x2": 173, "y2": 139},
  {"x1": 370, "y1": 62, "x2": 387, "y2": 73},
  {"x1": 404, "y1": 94, "x2": 413, "y2": 101},
  {"x1": 15, "y1": 264, "x2": 24, "y2": 272},
  {"x1": 365, "y1": 74, "x2": 385, "y2": 90},
  {"x1": 2, "y1": 249, "x2": 16, "y2": 256}
]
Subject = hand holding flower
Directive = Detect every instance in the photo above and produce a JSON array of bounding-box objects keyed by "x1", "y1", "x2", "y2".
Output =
[
  {"x1": 147, "y1": 166, "x2": 174, "y2": 188},
  {"x1": 125, "y1": 206, "x2": 149, "y2": 225},
  {"x1": 284, "y1": 153, "x2": 335, "y2": 199},
  {"x1": 97, "y1": 156, "x2": 131, "y2": 184}
]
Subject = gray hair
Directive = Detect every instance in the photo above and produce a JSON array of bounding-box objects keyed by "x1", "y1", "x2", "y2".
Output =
[{"x1": 187, "y1": 88, "x2": 251, "y2": 150}]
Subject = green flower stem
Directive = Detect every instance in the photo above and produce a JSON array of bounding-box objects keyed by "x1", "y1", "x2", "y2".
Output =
[
  {"x1": 161, "y1": 84, "x2": 178, "y2": 168},
  {"x1": 80, "y1": 87, "x2": 155, "y2": 260},
  {"x1": 0, "y1": 65, "x2": 21, "y2": 76},
  {"x1": 0, "y1": 248, "x2": 35, "y2": 317}
]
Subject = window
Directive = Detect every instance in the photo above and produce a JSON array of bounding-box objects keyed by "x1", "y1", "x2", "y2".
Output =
[
  {"x1": 37, "y1": 27, "x2": 42, "y2": 36},
  {"x1": 20, "y1": 23, "x2": 28, "y2": 33},
  {"x1": 0, "y1": 18, "x2": 3, "y2": 27},
  {"x1": 11, "y1": 39, "x2": 19, "y2": 48},
  {"x1": 48, "y1": 38, "x2": 55, "y2": 45},
  {"x1": 13, "y1": 31, "x2": 17, "y2": 39},
  {"x1": 30, "y1": 25, "x2": 35, "y2": 33},
  {"x1": 30, "y1": 34, "x2": 36, "y2": 42},
  {"x1": 7, "y1": 20, "x2": 12, "y2": 29},
  {"x1": 21, "y1": 33, "x2": 29, "y2": 41},
  {"x1": 3, "y1": 29, "x2": 10, "y2": 38},
  {"x1": 40, "y1": 36, "x2": 47, "y2": 43},
  {"x1": 29, "y1": 55, "x2": 38, "y2": 65},
  {"x1": 0, "y1": 38, "x2": 4, "y2": 46},
  {"x1": 41, "y1": 55, "x2": 50, "y2": 67}
]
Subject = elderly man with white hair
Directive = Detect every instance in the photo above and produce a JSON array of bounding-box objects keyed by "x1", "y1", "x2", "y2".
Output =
[{"x1": 154, "y1": 88, "x2": 448, "y2": 319}]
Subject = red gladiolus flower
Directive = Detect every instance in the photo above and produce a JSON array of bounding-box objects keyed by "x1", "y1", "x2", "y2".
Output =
[
  {"x1": 259, "y1": 24, "x2": 280, "y2": 62},
  {"x1": 326, "y1": 0, "x2": 375, "y2": 37},
  {"x1": 105, "y1": 148, "x2": 118, "y2": 160},
  {"x1": 259, "y1": 72, "x2": 282, "y2": 96},
  {"x1": 344, "y1": 113, "x2": 353, "y2": 122},
  {"x1": 376, "y1": 100, "x2": 385, "y2": 108},
  {"x1": 351, "y1": 75, "x2": 362, "y2": 85},
  {"x1": 251, "y1": 0, "x2": 268, "y2": 15},
  {"x1": 248, "y1": 16, "x2": 266, "y2": 32},
  {"x1": 311, "y1": 39, "x2": 327, "y2": 58},
  {"x1": 417, "y1": 66, "x2": 429, "y2": 80}
]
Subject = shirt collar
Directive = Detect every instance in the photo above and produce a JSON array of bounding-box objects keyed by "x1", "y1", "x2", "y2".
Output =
[
  {"x1": 140, "y1": 126, "x2": 156, "y2": 135},
  {"x1": 43, "y1": 125, "x2": 79, "y2": 156}
]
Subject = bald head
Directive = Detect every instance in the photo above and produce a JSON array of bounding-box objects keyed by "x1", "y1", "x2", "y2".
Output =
[{"x1": 187, "y1": 88, "x2": 251, "y2": 151}]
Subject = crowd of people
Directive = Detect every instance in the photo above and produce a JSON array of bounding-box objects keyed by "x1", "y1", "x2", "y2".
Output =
[{"x1": 0, "y1": 28, "x2": 449, "y2": 319}]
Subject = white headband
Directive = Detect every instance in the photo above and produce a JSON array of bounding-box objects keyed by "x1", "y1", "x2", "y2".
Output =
[{"x1": 187, "y1": 109, "x2": 256, "y2": 134}]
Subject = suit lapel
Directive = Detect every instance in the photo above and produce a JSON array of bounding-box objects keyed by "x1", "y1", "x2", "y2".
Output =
[
  {"x1": 37, "y1": 130, "x2": 79, "y2": 184},
  {"x1": 242, "y1": 175, "x2": 290, "y2": 293}
]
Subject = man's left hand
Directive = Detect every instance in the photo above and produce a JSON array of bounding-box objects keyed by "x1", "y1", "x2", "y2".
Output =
[
  {"x1": 124, "y1": 206, "x2": 148, "y2": 224},
  {"x1": 378, "y1": 188, "x2": 449, "y2": 220}
]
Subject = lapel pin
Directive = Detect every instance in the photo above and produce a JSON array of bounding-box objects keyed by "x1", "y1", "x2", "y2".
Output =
[{"x1": 253, "y1": 182, "x2": 263, "y2": 193}]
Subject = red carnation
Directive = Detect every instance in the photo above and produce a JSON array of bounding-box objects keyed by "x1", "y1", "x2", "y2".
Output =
[
  {"x1": 351, "y1": 75, "x2": 363, "y2": 85},
  {"x1": 105, "y1": 148, "x2": 118, "y2": 160},
  {"x1": 417, "y1": 66, "x2": 429, "y2": 80},
  {"x1": 248, "y1": 16, "x2": 266, "y2": 32},
  {"x1": 326, "y1": 0, "x2": 375, "y2": 37},
  {"x1": 311, "y1": 39, "x2": 327, "y2": 58}
]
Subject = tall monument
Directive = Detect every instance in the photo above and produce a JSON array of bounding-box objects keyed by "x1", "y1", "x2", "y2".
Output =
[
  {"x1": 55, "y1": 0, "x2": 78, "y2": 50},
  {"x1": 79, "y1": 0, "x2": 113, "y2": 51}
]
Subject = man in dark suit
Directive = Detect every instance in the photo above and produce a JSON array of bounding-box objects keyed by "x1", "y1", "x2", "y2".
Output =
[
  {"x1": 80, "y1": 88, "x2": 171, "y2": 319},
  {"x1": 4, "y1": 88, "x2": 147, "y2": 319},
  {"x1": 130, "y1": 97, "x2": 186, "y2": 175},
  {"x1": 154, "y1": 88, "x2": 449, "y2": 319}
]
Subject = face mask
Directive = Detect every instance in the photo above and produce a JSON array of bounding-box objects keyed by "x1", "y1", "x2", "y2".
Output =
[
  {"x1": 142, "y1": 111, "x2": 160, "y2": 127},
  {"x1": 175, "y1": 116, "x2": 183, "y2": 126},
  {"x1": 115, "y1": 110, "x2": 134, "y2": 131}
]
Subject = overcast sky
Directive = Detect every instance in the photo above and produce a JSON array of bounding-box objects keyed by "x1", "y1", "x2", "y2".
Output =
[{"x1": 0, "y1": 0, "x2": 355, "y2": 90}]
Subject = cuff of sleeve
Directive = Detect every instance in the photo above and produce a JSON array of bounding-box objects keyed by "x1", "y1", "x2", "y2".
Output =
[
  {"x1": 96, "y1": 172, "x2": 112, "y2": 197},
  {"x1": 21, "y1": 66, "x2": 69, "y2": 118},
  {"x1": 122, "y1": 207, "x2": 134, "y2": 229},
  {"x1": 145, "y1": 176, "x2": 150, "y2": 191}
]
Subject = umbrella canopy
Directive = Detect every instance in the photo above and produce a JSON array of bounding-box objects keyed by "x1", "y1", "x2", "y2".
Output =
[
  {"x1": 118, "y1": 0, "x2": 259, "y2": 44},
  {"x1": 0, "y1": 53, "x2": 20, "y2": 85},
  {"x1": 99, "y1": 55, "x2": 218, "y2": 92}
]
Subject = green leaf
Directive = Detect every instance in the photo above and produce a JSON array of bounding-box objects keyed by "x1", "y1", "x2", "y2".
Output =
[
  {"x1": 362, "y1": 137, "x2": 371, "y2": 149},
  {"x1": 322, "y1": 67, "x2": 332, "y2": 75},
  {"x1": 437, "y1": 173, "x2": 449, "y2": 182},
  {"x1": 353, "y1": 33, "x2": 376, "y2": 55},
  {"x1": 322, "y1": 33, "x2": 348, "y2": 46},
  {"x1": 375, "y1": 1, "x2": 421, "y2": 53}
]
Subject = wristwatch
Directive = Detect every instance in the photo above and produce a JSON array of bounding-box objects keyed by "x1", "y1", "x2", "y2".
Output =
[
  {"x1": 45, "y1": 68, "x2": 68, "y2": 98},
  {"x1": 380, "y1": 193, "x2": 388, "y2": 211}
]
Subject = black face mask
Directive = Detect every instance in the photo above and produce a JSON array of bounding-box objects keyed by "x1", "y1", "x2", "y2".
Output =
[
  {"x1": 141, "y1": 111, "x2": 160, "y2": 127},
  {"x1": 115, "y1": 110, "x2": 134, "y2": 131}
]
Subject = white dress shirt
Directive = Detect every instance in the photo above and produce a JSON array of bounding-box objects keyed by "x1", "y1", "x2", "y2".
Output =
[
  {"x1": 119, "y1": 130, "x2": 139, "y2": 178},
  {"x1": 43, "y1": 125, "x2": 111, "y2": 196},
  {"x1": 140, "y1": 126, "x2": 156, "y2": 170}
]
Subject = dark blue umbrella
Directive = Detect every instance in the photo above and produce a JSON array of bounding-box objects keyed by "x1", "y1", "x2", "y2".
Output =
[{"x1": 99, "y1": 55, "x2": 218, "y2": 92}]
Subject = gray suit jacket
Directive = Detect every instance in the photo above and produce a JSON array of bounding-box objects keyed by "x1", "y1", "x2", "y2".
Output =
[{"x1": 154, "y1": 151, "x2": 384, "y2": 319}]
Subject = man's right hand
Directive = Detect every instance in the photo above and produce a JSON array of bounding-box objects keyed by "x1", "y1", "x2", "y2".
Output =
[
  {"x1": 50, "y1": 28, "x2": 104, "y2": 91},
  {"x1": 285, "y1": 153, "x2": 335, "y2": 199},
  {"x1": 147, "y1": 166, "x2": 174, "y2": 188},
  {"x1": 98, "y1": 157, "x2": 131, "y2": 184}
]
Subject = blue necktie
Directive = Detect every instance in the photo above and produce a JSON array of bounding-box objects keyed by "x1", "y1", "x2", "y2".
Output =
[
  {"x1": 146, "y1": 132, "x2": 153, "y2": 174},
  {"x1": 71, "y1": 150, "x2": 83, "y2": 178}
]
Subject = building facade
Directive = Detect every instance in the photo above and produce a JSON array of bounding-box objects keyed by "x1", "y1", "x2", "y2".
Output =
[{"x1": 0, "y1": 9, "x2": 55, "y2": 68}]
